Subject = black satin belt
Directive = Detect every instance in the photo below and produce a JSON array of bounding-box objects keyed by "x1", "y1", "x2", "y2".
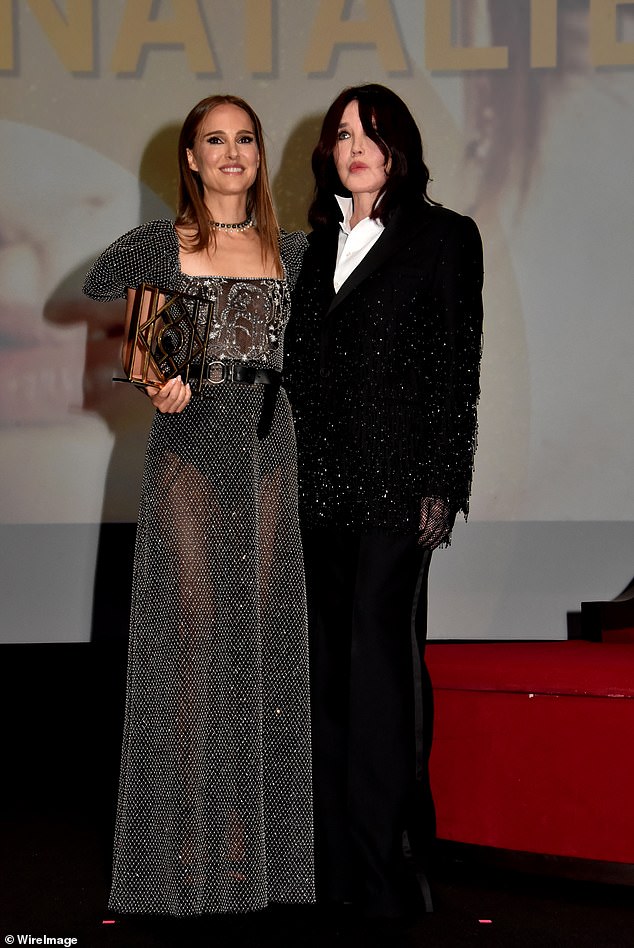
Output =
[{"x1": 197, "y1": 361, "x2": 283, "y2": 440}]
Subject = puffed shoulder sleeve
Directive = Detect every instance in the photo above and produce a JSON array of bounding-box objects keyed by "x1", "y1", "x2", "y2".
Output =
[
  {"x1": 279, "y1": 229, "x2": 309, "y2": 292},
  {"x1": 82, "y1": 219, "x2": 179, "y2": 301}
]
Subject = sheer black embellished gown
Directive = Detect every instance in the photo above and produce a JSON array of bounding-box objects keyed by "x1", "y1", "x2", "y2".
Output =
[{"x1": 83, "y1": 222, "x2": 314, "y2": 915}]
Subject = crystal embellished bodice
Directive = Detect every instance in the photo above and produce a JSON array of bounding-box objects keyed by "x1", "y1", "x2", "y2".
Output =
[{"x1": 178, "y1": 274, "x2": 287, "y2": 372}]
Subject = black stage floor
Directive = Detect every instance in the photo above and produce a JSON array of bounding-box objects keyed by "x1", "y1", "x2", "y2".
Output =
[
  {"x1": 4, "y1": 814, "x2": 634, "y2": 947},
  {"x1": 3, "y1": 643, "x2": 634, "y2": 947}
]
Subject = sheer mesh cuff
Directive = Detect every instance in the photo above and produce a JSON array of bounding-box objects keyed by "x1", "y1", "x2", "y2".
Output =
[{"x1": 418, "y1": 496, "x2": 456, "y2": 549}]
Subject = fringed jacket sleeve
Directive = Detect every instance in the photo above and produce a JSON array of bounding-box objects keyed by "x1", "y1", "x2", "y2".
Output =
[{"x1": 424, "y1": 214, "x2": 484, "y2": 521}]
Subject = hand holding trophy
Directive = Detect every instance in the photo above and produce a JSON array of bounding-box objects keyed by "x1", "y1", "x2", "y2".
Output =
[
  {"x1": 114, "y1": 283, "x2": 217, "y2": 412},
  {"x1": 115, "y1": 283, "x2": 215, "y2": 397}
]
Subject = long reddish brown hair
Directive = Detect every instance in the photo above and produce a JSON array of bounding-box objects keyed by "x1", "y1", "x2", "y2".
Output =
[{"x1": 175, "y1": 94, "x2": 281, "y2": 274}]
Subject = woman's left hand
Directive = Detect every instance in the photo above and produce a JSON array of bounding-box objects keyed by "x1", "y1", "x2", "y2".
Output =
[{"x1": 148, "y1": 377, "x2": 191, "y2": 414}]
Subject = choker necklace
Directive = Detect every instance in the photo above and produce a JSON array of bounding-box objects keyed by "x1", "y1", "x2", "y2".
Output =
[{"x1": 210, "y1": 216, "x2": 254, "y2": 232}]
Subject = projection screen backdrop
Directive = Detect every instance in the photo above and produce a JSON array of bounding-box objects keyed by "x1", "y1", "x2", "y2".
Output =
[{"x1": 1, "y1": 0, "x2": 633, "y2": 642}]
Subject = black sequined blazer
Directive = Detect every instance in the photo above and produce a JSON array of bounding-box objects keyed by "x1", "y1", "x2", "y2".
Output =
[{"x1": 285, "y1": 197, "x2": 484, "y2": 537}]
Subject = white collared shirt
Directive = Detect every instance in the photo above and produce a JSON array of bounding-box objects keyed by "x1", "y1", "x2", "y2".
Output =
[{"x1": 333, "y1": 195, "x2": 384, "y2": 293}]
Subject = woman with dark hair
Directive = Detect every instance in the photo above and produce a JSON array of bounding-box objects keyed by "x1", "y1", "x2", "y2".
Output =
[
  {"x1": 285, "y1": 83, "x2": 483, "y2": 921},
  {"x1": 83, "y1": 95, "x2": 314, "y2": 917}
]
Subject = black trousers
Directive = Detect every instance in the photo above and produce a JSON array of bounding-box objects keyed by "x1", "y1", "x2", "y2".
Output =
[{"x1": 302, "y1": 528, "x2": 435, "y2": 917}]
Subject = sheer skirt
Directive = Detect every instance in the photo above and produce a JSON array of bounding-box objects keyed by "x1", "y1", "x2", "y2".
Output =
[{"x1": 110, "y1": 385, "x2": 314, "y2": 915}]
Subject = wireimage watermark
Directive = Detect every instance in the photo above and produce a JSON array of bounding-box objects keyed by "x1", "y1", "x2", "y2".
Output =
[{"x1": 4, "y1": 937, "x2": 78, "y2": 946}]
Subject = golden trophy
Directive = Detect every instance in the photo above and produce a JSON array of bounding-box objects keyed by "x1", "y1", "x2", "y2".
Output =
[{"x1": 114, "y1": 283, "x2": 215, "y2": 393}]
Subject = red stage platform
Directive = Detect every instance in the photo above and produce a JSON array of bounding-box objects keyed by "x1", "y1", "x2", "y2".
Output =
[{"x1": 427, "y1": 641, "x2": 634, "y2": 867}]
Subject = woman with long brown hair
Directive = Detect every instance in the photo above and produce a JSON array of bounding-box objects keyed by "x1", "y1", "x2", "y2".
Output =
[{"x1": 84, "y1": 95, "x2": 314, "y2": 917}]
